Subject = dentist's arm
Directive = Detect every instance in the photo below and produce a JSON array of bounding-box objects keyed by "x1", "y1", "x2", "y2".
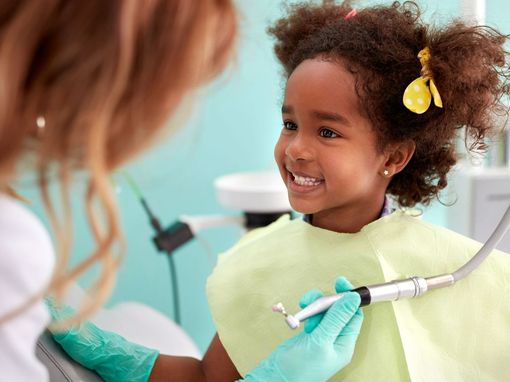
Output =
[
  {"x1": 48, "y1": 277, "x2": 362, "y2": 382},
  {"x1": 47, "y1": 299, "x2": 230, "y2": 382}
]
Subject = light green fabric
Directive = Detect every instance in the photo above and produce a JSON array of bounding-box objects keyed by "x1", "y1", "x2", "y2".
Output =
[{"x1": 207, "y1": 211, "x2": 510, "y2": 382}]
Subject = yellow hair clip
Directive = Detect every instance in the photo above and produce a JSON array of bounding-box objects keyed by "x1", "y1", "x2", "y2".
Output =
[{"x1": 403, "y1": 47, "x2": 443, "y2": 114}]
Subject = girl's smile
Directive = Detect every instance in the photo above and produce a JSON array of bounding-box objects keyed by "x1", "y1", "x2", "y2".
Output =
[{"x1": 286, "y1": 167, "x2": 325, "y2": 193}]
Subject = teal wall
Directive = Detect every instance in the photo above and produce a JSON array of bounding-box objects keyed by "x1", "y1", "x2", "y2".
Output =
[
  {"x1": 487, "y1": 0, "x2": 510, "y2": 33},
  {"x1": 19, "y1": 0, "x2": 508, "y2": 353}
]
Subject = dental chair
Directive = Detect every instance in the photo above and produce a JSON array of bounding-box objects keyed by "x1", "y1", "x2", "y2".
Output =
[{"x1": 37, "y1": 283, "x2": 201, "y2": 382}]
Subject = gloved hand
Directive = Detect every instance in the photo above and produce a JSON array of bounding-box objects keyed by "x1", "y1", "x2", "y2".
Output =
[
  {"x1": 242, "y1": 277, "x2": 363, "y2": 382},
  {"x1": 45, "y1": 298, "x2": 159, "y2": 382},
  {"x1": 299, "y1": 276, "x2": 357, "y2": 333}
]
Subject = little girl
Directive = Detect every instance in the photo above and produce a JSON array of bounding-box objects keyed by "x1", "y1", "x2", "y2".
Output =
[
  {"x1": 51, "y1": 1, "x2": 510, "y2": 381},
  {"x1": 207, "y1": 1, "x2": 510, "y2": 381}
]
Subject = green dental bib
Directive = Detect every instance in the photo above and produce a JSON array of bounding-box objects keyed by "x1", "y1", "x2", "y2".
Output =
[{"x1": 207, "y1": 212, "x2": 510, "y2": 381}]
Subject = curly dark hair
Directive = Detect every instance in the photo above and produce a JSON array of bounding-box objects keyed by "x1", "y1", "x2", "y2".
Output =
[{"x1": 268, "y1": 0, "x2": 510, "y2": 207}]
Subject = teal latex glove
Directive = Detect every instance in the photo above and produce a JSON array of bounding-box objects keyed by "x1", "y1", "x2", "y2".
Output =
[
  {"x1": 45, "y1": 299, "x2": 159, "y2": 382},
  {"x1": 242, "y1": 277, "x2": 363, "y2": 382},
  {"x1": 300, "y1": 276, "x2": 356, "y2": 333}
]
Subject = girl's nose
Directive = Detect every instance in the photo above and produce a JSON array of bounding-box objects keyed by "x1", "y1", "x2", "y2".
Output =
[{"x1": 285, "y1": 134, "x2": 313, "y2": 161}]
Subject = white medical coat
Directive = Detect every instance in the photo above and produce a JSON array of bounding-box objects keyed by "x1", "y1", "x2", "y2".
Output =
[{"x1": 0, "y1": 194, "x2": 54, "y2": 381}]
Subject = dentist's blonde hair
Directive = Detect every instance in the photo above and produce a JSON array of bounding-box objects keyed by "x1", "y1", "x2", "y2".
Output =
[{"x1": 0, "y1": 0, "x2": 237, "y2": 325}]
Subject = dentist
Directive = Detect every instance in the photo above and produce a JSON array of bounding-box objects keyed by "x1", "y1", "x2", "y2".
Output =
[{"x1": 0, "y1": 1, "x2": 362, "y2": 381}]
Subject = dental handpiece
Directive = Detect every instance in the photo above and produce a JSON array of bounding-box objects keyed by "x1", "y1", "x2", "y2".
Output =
[
  {"x1": 273, "y1": 277, "x2": 433, "y2": 329},
  {"x1": 274, "y1": 205, "x2": 510, "y2": 329}
]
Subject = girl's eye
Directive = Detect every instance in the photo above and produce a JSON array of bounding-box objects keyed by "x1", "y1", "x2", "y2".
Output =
[
  {"x1": 283, "y1": 121, "x2": 297, "y2": 130},
  {"x1": 319, "y1": 128, "x2": 338, "y2": 138}
]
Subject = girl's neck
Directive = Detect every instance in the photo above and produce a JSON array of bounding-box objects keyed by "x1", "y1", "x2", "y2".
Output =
[{"x1": 310, "y1": 195, "x2": 388, "y2": 233}]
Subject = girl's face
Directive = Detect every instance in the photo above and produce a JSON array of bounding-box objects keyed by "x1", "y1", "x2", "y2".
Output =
[{"x1": 274, "y1": 58, "x2": 390, "y2": 233}]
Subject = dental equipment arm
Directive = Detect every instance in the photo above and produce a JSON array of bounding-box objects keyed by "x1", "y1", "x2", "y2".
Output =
[{"x1": 279, "y1": 205, "x2": 510, "y2": 329}]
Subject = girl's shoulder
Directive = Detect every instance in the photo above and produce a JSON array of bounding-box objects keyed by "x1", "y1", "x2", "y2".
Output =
[{"x1": 364, "y1": 210, "x2": 510, "y2": 275}]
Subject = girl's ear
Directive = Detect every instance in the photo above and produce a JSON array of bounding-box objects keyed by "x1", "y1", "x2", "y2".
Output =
[{"x1": 382, "y1": 140, "x2": 416, "y2": 177}]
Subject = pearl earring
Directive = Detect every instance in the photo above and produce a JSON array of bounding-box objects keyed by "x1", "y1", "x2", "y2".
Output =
[
  {"x1": 383, "y1": 169, "x2": 389, "y2": 176},
  {"x1": 36, "y1": 116, "x2": 46, "y2": 137}
]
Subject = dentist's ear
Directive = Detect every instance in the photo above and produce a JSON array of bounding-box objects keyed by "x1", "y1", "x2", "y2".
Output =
[{"x1": 381, "y1": 140, "x2": 416, "y2": 177}]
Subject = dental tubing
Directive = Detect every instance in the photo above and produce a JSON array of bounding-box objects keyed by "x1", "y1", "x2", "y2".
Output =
[{"x1": 277, "y1": 205, "x2": 510, "y2": 329}]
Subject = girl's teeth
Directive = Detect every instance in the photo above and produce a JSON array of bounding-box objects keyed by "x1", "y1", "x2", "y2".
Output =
[{"x1": 293, "y1": 175, "x2": 322, "y2": 186}]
